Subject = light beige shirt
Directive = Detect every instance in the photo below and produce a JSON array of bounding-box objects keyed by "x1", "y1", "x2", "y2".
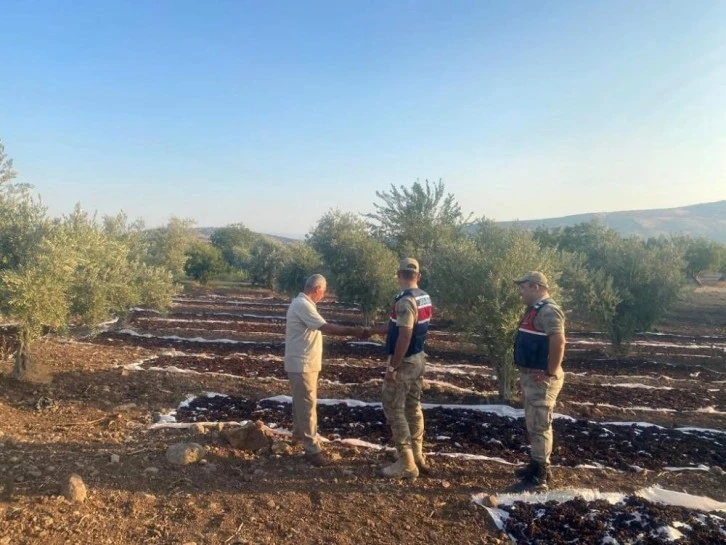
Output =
[{"x1": 284, "y1": 293, "x2": 327, "y2": 373}]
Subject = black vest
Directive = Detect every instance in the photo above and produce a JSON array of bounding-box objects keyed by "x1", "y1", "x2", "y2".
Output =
[
  {"x1": 514, "y1": 300, "x2": 550, "y2": 370},
  {"x1": 385, "y1": 288, "x2": 432, "y2": 357}
]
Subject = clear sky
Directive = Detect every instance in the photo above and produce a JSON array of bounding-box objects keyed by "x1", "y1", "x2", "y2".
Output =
[{"x1": 2, "y1": 1, "x2": 725, "y2": 237}]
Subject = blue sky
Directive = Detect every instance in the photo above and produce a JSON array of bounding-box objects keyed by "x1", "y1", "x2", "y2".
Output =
[{"x1": 2, "y1": 1, "x2": 725, "y2": 237}]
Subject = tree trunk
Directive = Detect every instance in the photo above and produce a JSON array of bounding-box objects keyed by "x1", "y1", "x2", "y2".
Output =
[
  {"x1": 14, "y1": 331, "x2": 32, "y2": 379},
  {"x1": 497, "y1": 352, "x2": 516, "y2": 403},
  {"x1": 608, "y1": 328, "x2": 632, "y2": 357}
]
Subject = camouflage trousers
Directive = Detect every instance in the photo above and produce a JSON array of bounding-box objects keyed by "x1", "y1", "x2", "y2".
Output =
[
  {"x1": 382, "y1": 353, "x2": 426, "y2": 451},
  {"x1": 520, "y1": 370, "x2": 565, "y2": 464}
]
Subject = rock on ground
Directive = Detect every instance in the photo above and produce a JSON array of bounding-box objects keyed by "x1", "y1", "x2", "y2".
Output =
[
  {"x1": 193, "y1": 423, "x2": 208, "y2": 435},
  {"x1": 221, "y1": 421, "x2": 274, "y2": 452},
  {"x1": 271, "y1": 440, "x2": 293, "y2": 456},
  {"x1": 166, "y1": 443, "x2": 206, "y2": 466},
  {"x1": 63, "y1": 474, "x2": 87, "y2": 503}
]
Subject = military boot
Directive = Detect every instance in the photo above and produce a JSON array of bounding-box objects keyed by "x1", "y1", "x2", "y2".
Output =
[
  {"x1": 515, "y1": 460, "x2": 552, "y2": 484},
  {"x1": 381, "y1": 448, "x2": 419, "y2": 480},
  {"x1": 412, "y1": 440, "x2": 432, "y2": 476},
  {"x1": 514, "y1": 460, "x2": 537, "y2": 481},
  {"x1": 512, "y1": 461, "x2": 550, "y2": 492}
]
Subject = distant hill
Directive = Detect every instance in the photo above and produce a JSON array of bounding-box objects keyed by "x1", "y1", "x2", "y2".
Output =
[
  {"x1": 195, "y1": 227, "x2": 299, "y2": 245},
  {"x1": 500, "y1": 201, "x2": 726, "y2": 243}
]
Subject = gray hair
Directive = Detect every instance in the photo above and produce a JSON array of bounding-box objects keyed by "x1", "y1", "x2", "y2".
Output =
[{"x1": 304, "y1": 274, "x2": 327, "y2": 292}]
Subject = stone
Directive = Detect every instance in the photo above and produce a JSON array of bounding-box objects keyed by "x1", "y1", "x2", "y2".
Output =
[
  {"x1": 710, "y1": 466, "x2": 725, "y2": 477},
  {"x1": 63, "y1": 474, "x2": 87, "y2": 503},
  {"x1": 144, "y1": 467, "x2": 159, "y2": 475},
  {"x1": 271, "y1": 441, "x2": 293, "y2": 456},
  {"x1": 221, "y1": 421, "x2": 273, "y2": 452},
  {"x1": 110, "y1": 454, "x2": 121, "y2": 464},
  {"x1": 166, "y1": 443, "x2": 206, "y2": 466},
  {"x1": 192, "y1": 423, "x2": 208, "y2": 436},
  {"x1": 441, "y1": 481, "x2": 451, "y2": 489},
  {"x1": 480, "y1": 495, "x2": 498, "y2": 508}
]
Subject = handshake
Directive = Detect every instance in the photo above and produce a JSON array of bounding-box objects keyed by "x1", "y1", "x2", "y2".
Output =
[{"x1": 354, "y1": 327, "x2": 372, "y2": 340}]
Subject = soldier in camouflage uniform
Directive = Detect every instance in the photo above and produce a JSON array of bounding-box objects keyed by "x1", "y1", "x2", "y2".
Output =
[
  {"x1": 369, "y1": 258, "x2": 433, "y2": 480},
  {"x1": 512, "y1": 271, "x2": 566, "y2": 491}
]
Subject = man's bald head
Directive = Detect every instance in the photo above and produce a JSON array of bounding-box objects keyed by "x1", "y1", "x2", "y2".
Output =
[{"x1": 304, "y1": 274, "x2": 327, "y2": 303}]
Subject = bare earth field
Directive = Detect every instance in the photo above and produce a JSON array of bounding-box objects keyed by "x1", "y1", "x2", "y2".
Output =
[{"x1": 1, "y1": 286, "x2": 725, "y2": 544}]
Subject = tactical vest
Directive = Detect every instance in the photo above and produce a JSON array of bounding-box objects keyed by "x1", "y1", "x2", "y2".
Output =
[
  {"x1": 385, "y1": 288, "x2": 432, "y2": 357},
  {"x1": 514, "y1": 300, "x2": 551, "y2": 370}
]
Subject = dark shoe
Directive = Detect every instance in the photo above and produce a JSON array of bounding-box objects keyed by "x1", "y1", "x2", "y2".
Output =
[
  {"x1": 305, "y1": 452, "x2": 332, "y2": 467},
  {"x1": 511, "y1": 461, "x2": 550, "y2": 492},
  {"x1": 515, "y1": 461, "x2": 553, "y2": 483},
  {"x1": 514, "y1": 460, "x2": 537, "y2": 480},
  {"x1": 416, "y1": 460, "x2": 434, "y2": 477}
]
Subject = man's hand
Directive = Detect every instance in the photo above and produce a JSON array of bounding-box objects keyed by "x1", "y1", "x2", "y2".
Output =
[{"x1": 384, "y1": 368, "x2": 398, "y2": 383}]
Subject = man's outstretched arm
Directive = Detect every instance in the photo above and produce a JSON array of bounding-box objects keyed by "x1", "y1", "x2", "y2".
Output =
[
  {"x1": 319, "y1": 323, "x2": 365, "y2": 337},
  {"x1": 367, "y1": 323, "x2": 390, "y2": 336}
]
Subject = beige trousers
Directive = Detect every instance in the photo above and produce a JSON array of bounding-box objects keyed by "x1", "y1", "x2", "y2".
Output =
[{"x1": 288, "y1": 371, "x2": 322, "y2": 455}]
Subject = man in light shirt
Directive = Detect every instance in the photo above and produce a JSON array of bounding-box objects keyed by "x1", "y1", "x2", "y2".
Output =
[{"x1": 285, "y1": 274, "x2": 365, "y2": 467}]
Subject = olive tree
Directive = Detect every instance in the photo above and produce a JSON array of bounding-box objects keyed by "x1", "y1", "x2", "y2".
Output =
[
  {"x1": 328, "y1": 232, "x2": 398, "y2": 324},
  {"x1": 308, "y1": 210, "x2": 398, "y2": 323},
  {"x1": 0, "y1": 143, "x2": 49, "y2": 273},
  {"x1": 145, "y1": 217, "x2": 197, "y2": 279},
  {"x1": 247, "y1": 237, "x2": 288, "y2": 290},
  {"x1": 307, "y1": 209, "x2": 369, "y2": 265},
  {"x1": 210, "y1": 223, "x2": 256, "y2": 270},
  {"x1": 276, "y1": 243, "x2": 323, "y2": 296},
  {"x1": 429, "y1": 221, "x2": 562, "y2": 401},
  {"x1": 0, "y1": 202, "x2": 178, "y2": 378},
  {"x1": 185, "y1": 241, "x2": 227, "y2": 285},
  {"x1": 536, "y1": 222, "x2": 685, "y2": 347},
  {"x1": 0, "y1": 140, "x2": 18, "y2": 186},
  {"x1": 365, "y1": 179, "x2": 471, "y2": 287},
  {"x1": 676, "y1": 236, "x2": 726, "y2": 284}
]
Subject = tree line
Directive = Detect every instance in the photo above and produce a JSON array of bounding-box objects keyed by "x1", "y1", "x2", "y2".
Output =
[{"x1": 2, "y1": 139, "x2": 725, "y2": 399}]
